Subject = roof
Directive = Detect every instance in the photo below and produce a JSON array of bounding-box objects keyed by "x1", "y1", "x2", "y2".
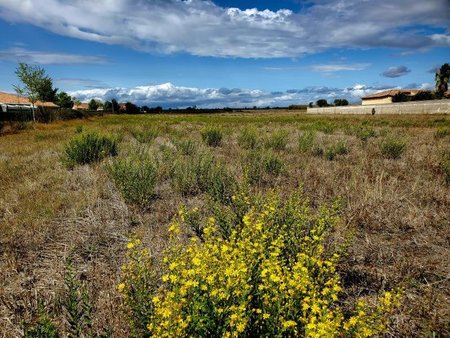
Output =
[
  {"x1": 73, "y1": 103, "x2": 89, "y2": 110},
  {"x1": 362, "y1": 89, "x2": 421, "y2": 100},
  {"x1": 0, "y1": 91, "x2": 59, "y2": 108}
]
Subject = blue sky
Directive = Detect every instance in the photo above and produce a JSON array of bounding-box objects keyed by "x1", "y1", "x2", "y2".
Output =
[{"x1": 0, "y1": 0, "x2": 449, "y2": 108}]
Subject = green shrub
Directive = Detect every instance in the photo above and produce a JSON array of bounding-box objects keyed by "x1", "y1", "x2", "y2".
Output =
[
  {"x1": 298, "y1": 130, "x2": 316, "y2": 153},
  {"x1": 354, "y1": 126, "x2": 377, "y2": 142},
  {"x1": 264, "y1": 153, "x2": 285, "y2": 176},
  {"x1": 440, "y1": 149, "x2": 450, "y2": 184},
  {"x1": 434, "y1": 127, "x2": 450, "y2": 139},
  {"x1": 238, "y1": 127, "x2": 259, "y2": 149},
  {"x1": 107, "y1": 155, "x2": 159, "y2": 207},
  {"x1": 201, "y1": 126, "x2": 223, "y2": 147},
  {"x1": 120, "y1": 190, "x2": 401, "y2": 337},
  {"x1": 170, "y1": 151, "x2": 236, "y2": 204},
  {"x1": 381, "y1": 138, "x2": 406, "y2": 159},
  {"x1": 131, "y1": 127, "x2": 159, "y2": 143},
  {"x1": 264, "y1": 129, "x2": 289, "y2": 151},
  {"x1": 23, "y1": 301, "x2": 59, "y2": 338},
  {"x1": 62, "y1": 132, "x2": 118, "y2": 168},
  {"x1": 174, "y1": 138, "x2": 197, "y2": 156}
]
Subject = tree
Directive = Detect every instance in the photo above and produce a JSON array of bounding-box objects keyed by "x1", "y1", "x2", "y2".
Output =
[
  {"x1": 435, "y1": 63, "x2": 450, "y2": 98},
  {"x1": 14, "y1": 62, "x2": 53, "y2": 122},
  {"x1": 37, "y1": 77, "x2": 58, "y2": 103},
  {"x1": 111, "y1": 99, "x2": 119, "y2": 113},
  {"x1": 55, "y1": 91, "x2": 74, "y2": 108},
  {"x1": 104, "y1": 101, "x2": 112, "y2": 111},
  {"x1": 334, "y1": 99, "x2": 349, "y2": 106},
  {"x1": 88, "y1": 99, "x2": 99, "y2": 111},
  {"x1": 316, "y1": 99, "x2": 328, "y2": 107},
  {"x1": 125, "y1": 101, "x2": 139, "y2": 114}
]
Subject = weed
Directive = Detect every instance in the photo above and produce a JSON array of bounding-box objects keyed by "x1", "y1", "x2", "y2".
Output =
[
  {"x1": 62, "y1": 132, "x2": 118, "y2": 168},
  {"x1": 311, "y1": 146, "x2": 324, "y2": 157},
  {"x1": 264, "y1": 129, "x2": 289, "y2": 151},
  {"x1": 434, "y1": 127, "x2": 450, "y2": 139},
  {"x1": 440, "y1": 148, "x2": 450, "y2": 184},
  {"x1": 238, "y1": 126, "x2": 259, "y2": 149},
  {"x1": 131, "y1": 127, "x2": 159, "y2": 143},
  {"x1": 201, "y1": 126, "x2": 223, "y2": 147},
  {"x1": 75, "y1": 125, "x2": 83, "y2": 134},
  {"x1": 354, "y1": 126, "x2": 377, "y2": 142},
  {"x1": 23, "y1": 301, "x2": 59, "y2": 338},
  {"x1": 298, "y1": 130, "x2": 315, "y2": 153},
  {"x1": 174, "y1": 138, "x2": 197, "y2": 156},
  {"x1": 63, "y1": 260, "x2": 93, "y2": 337},
  {"x1": 381, "y1": 138, "x2": 406, "y2": 159},
  {"x1": 264, "y1": 152, "x2": 285, "y2": 176},
  {"x1": 107, "y1": 154, "x2": 159, "y2": 207}
]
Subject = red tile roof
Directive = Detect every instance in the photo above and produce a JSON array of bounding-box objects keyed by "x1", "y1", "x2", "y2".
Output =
[
  {"x1": 0, "y1": 91, "x2": 59, "y2": 108},
  {"x1": 362, "y1": 89, "x2": 420, "y2": 100}
]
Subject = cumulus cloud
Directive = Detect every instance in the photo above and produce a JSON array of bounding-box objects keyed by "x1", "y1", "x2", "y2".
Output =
[
  {"x1": 0, "y1": 47, "x2": 108, "y2": 64},
  {"x1": 0, "y1": 0, "x2": 448, "y2": 58},
  {"x1": 68, "y1": 82, "x2": 415, "y2": 108},
  {"x1": 382, "y1": 66, "x2": 411, "y2": 78}
]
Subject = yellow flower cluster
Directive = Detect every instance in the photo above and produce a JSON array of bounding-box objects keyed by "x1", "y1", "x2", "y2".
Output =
[{"x1": 120, "y1": 190, "x2": 401, "y2": 337}]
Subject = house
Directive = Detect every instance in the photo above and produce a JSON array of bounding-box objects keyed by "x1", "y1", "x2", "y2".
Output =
[
  {"x1": 73, "y1": 103, "x2": 89, "y2": 110},
  {"x1": 361, "y1": 89, "x2": 422, "y2": 105},
  {"x1": 0, "y1": 91, "x2": 59, "y2": 112}
]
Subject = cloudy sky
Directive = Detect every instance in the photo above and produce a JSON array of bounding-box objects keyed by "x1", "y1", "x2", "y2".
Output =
[{"x1": 0, "y1": 0, "x2": 449, "y2": 107}]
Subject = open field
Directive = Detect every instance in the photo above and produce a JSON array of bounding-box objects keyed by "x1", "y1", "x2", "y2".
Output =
[{"x1": 0, "y1": 112, "x2": 449, "y2": 337}]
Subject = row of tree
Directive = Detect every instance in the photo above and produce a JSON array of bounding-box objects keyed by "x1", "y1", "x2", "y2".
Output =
[{"x1": 312, "y1": 98, "x2": 349, "y2": 108}]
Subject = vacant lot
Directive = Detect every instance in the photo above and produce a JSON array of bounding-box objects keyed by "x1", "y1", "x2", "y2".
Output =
[{"x1": 0, "y1": 112, "x2": 449, "y2": 337}]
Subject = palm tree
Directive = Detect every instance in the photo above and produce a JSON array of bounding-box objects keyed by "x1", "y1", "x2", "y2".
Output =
[{"x1": 435, "y1": 63, "x2": 450, "y2": 97}]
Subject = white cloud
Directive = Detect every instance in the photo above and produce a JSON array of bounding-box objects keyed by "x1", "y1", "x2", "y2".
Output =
[
  {"x1": 0, "y1": 48, "x2": 108, "y2": 64},
  {"x1": 311, "y1": 63, "x2": 371, "y2": 72},
  {"x1": 68, "y1": 82, "x2": 422, "y2": 108},
  {"x1": 0, "y1": 0, "x2": 448, "y2": 58}
]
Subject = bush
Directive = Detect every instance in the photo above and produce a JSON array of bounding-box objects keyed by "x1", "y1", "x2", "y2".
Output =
[
  {"x1": 120, "y1": 190, "x2": 401, "y2": 337},
  {"x1": 354, "y1": 126, "x2": 377, "y2": 142},
  {"x1": 325, "y1": 141, "x2": 349, "y2": 160},
  {"x1": 381, "y1": 138, "x2": 406, "y2": 159},
  {"x1": 131, "y1": 127, "x2": 159, "y2": 143},
  {"x1": 264, "y1": 129, "x2": 289, "y2": 151},
  {"x1": 298, "y1": 130, "x2": 315, "y2": 153},
  {"x1": 264, "y1": 153, "x2": 285, "y2": 176},
  {"x1": 440, "y1": 149, "x2": 450, "y2": 184},
  {"x1": 174, "y1": 138, "x2": 197, "y2": 156},
  {"x1": 23, "y1": 302, "x2": 59, "y2": 338},
  {"x1": 434, "y1": 127, "x2": 450, "y2": 139},
  {"x1": 62, "y1": 132, "x2": 118, "y2": 168},
  {"x1": 201, "y1": 127, "x2": 223, "y2": 147},
  {"x1": 238, "y1": 127, "x2": 259, "y2": 149},
  {"x1": 107, "y1": 155, "x2": 159, "y2": 207}
]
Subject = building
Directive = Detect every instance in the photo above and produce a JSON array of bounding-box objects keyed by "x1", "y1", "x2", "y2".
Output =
[
  {"x1": 361, "y1": 89, "x2": 422, "y2": 105},
  {"x1": 0, "y1": 91, "x2": 59, "y2": 112},
  {"x1": 73, "y1": 103, "x2": 89, "y2": 110}
]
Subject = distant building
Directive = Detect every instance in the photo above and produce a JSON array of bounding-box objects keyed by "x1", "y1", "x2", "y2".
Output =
[
  {"x1": 361, "y1": 89, "x2": 423, "y2": 105},
  {"x1": 73, "y1": 103, "x2": 89, "y2": 110},
  {"x1": 0, "y1": 91, "x2": 58, "y2": 112}
]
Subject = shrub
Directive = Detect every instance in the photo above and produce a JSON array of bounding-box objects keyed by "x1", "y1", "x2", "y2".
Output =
[
  {"x1": 264, "y1": 129, "x2": 289, "y2": 151},
  {"x1": 118, "y1": 238, "x2": 158, "y2": 337},
  {"x1": 201, "y1": 126, "x2": 223, "y2": 147},
  {"x1": 298, "y1": 130, "x2": 316, "y2": 153},
  {"x1": 354, "y1": 126, "x2": 377, "y2": 142},
  {"x1": 238, "y1": 127, "x2": 259, "y2": 149},
  {"x1": 434, "y1": 127, "x2": 450, "y2": 139},
  {"x1": 381, "y1": 138, "x2": 406, "y2": 159},
  {"x1": 440, "y1": 149, "x2": 450, "y2": 184},
  {"x1": 264, "y1": 153, "x2": 285, "y2": 176},
  {"x1": 23, "y1": 301, "x2": 59, "y2": 338},
  {"x1": 174, "y1": 138, "x2": 197, "y2": 156},
  {"x1": 107, "y1": 155, "x2": 159, "y2": 207},
  {"x1": 62, "y1": 132, "x2": 118, "y2": 168},
  {"x1": 131, "y1": 127, "x2": 159, "y2": 143},
  {"x1": 120, "y1": 190, "x2": 401, "y2": 337}
]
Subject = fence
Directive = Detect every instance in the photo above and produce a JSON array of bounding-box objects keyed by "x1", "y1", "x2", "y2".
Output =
[{"x1": 306, "y1": 100, "x2": 450, "y2": 115}]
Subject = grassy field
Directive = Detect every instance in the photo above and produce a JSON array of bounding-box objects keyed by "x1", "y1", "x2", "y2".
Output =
[{"x1": 0, "y1": 112, "x2": 449, "y2": 337}]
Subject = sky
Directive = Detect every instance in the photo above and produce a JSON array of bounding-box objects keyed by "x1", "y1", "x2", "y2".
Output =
[{"x1": 0, "y1": 0, "x2": 449, "y2": 108}]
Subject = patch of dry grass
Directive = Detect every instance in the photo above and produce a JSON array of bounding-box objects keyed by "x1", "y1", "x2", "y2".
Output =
[{"x1": 0, "y1": 113, "x2": 449, "y2": 336}]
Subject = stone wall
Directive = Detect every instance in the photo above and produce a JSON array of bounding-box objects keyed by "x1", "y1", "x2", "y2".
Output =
[{"x1": 306, "y1": 100, "x2": 450, "y2": 115}]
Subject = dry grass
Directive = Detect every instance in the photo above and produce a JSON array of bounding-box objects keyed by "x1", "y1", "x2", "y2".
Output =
[{"x1": 0, "y1": 113, "x2": 449, "y2": 337}]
